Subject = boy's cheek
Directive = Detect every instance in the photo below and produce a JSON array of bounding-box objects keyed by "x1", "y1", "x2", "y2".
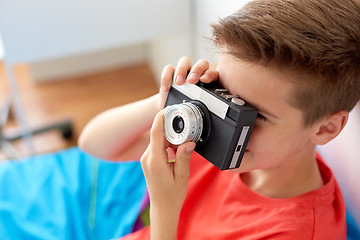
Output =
[
  {"x1": 246, "y1": 127, "x2": 279, "y2": 155},
  {"x1": 248, "y1": 125, "x2": 268, "y2": 147}
]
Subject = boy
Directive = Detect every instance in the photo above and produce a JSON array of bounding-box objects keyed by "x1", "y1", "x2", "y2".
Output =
[{"x1": 79, "y1": 0, "x2": 360, "y2": 239}]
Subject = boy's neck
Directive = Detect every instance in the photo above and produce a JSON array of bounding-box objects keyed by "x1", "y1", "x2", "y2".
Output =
[{"x1": 240, "y1": 147, "x2": 324, "y2": 199}]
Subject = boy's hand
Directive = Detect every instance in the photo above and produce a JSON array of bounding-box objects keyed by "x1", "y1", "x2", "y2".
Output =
[
  {"x1": 158, "y1": 57, "x2": 219, "y2": 110},
  {"x1": 141, "y1": 109, "x2": 196, "y2": 239},
  {"x1": 141, "y1": 109, "x2": 195, "y2": 211}
]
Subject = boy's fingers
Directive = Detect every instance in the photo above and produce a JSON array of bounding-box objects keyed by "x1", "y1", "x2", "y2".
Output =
[
  {"x1": 187, "y1": 59, "x2": 210, "y2": 84},
  {"x1": 149, "y1": 111, "x2": 165, "y2": 146},
  {"x1": 174, "y1": 56, "x2": 192, "y2": 85},
  {"x1": 199, "y1": 69, "x2": 219, "y2": 83},
  {"x1": 160, "y1": 64, "x2": 175, "y2": 93},
  {"x1": 174, "y1": 142, "x2": 195, "y2": 180},
  {"x1": 159, "y1": 65, "x2": 175, "y2": 109},
  {"x1": 149, "y1": 110, "x2": 171, "y2": 152},
  {"x1": 146, "y1": 110, "x2": 173, "y2": 169}
]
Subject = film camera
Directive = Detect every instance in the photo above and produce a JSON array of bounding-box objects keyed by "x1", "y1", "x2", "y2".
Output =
[{"x1": 164, "y1": 80, "x2": 258, "y2": 170}]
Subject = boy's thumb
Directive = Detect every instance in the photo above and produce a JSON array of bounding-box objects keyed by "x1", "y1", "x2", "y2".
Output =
[{"x1": 174, "y1": 142, "x2": 196, "y2": 178}]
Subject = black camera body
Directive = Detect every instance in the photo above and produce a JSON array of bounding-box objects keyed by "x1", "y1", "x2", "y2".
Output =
[{"x1": 164, "y1": 81, "x2": 258, "y2": 170}]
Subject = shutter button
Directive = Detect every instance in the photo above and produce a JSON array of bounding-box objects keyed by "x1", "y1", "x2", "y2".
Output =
[{"x1": 231, "y1": 97, "x2": 245, "y2": 106}]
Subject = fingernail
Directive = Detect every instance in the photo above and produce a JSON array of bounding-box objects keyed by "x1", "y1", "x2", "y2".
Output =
[
  {"x1": 175, "y1": 74, "x2": 184, "y2": 84},
  {"x1": 185, "y1": 144, "x2": 195, "y2": 153},
  {"x1": 199, "y1": 73, "x2": 209, "y2": 82},
  {"x1": 187, "y1": 73, "x2": 198, "y2": 82}
]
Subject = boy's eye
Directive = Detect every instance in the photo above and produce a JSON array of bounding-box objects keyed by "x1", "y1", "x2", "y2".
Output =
[{"x1": 257, "y1": 113, "x2": 267, "y2": 121}]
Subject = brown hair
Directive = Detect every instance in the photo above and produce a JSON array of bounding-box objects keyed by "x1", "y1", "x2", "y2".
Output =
[{"x1": 211, "y1": 0, "x2": 360, "y2": 126}]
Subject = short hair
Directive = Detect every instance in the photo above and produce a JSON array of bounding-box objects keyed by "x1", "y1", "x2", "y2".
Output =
[{"x1": 211, "y1": 0, "x2": 360, "y2": 126}]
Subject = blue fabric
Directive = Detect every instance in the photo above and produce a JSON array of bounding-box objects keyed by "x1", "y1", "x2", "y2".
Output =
[
  {"x1": 346, "y1": 212, "x2": 360, "y2": 240},
  {"x1": 0, "y1": 147, "x2": 146, "y2": 240}
]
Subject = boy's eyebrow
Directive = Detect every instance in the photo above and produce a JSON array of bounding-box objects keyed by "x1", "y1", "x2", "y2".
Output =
[
  {"x1": 259, "y1": 108, "x2": 279, "y2": 119},
  {"x1": 247, "y1": 101, "x2": 279, "y2": 119}
]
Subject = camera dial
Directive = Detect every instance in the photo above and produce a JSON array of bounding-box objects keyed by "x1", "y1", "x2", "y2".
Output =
[{"x1": 164, "y1": 101, "x2": 210, "y2": 145}]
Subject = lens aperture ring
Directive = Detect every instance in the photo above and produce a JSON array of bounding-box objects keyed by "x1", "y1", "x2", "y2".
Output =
[{"x1": 164, "y1": 102, "x2": 204, "y2": 145}]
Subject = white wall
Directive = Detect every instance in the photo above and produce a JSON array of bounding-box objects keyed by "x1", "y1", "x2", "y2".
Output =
[
  {"x1": 0, "y1": 35, "x2": 4, "y2": 59},
  {"x1": 193, "y1": 0, "x2": 252, "y2": 63},
  {"x1": 0, "y1": 0, "x2": 190, "y2": 64},
  {"x1": 30, "y1": 44, "x2": 147, "y2": 82},
  {"x1": 0, "y1": 0, "x2": 191, "y2": 83},
  {"x1": 148, "y1": 0, "x2": 252, "y2": 84},
  {"x1": 29, "y1": 31, "x2": 193, "y2": 84},
  {"x1": 147, "y1": 32, "x2": 193, "y2": 83},
  {"x1": 1, "y1": 0, "x2": 251, "y2": 83}
]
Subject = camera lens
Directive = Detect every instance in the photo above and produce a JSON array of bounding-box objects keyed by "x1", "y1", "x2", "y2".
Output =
[
  {"x1": 164, "y1": 100, "x2": 210, "y2": 146},
  {"x1": 172, "y1": 116, "x2": 184, "y2": 133}
]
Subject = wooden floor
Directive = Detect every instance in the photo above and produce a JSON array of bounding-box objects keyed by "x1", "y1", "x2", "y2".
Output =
[{"x1": 0, "y1": 61, "x2": 158, "y2": 159}]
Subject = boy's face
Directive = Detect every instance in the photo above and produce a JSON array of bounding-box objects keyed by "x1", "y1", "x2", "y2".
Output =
[{"x1": 217, "y1": 54, "x2": 317, "y2": 173}]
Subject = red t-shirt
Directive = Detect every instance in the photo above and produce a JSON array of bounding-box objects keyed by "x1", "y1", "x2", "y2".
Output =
[{"x1": 122, "y1": 152, "x2": 346, "y2": 239}]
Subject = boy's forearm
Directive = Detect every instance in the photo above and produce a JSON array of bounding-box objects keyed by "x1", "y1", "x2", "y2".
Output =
[{"x1": 78, "y1": 94, "x2": 160, "y2": 160}]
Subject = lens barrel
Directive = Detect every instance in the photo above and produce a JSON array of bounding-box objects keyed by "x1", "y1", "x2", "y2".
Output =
[{"x1": 164, "y1": 101, "x2": 210, "y2": 145}]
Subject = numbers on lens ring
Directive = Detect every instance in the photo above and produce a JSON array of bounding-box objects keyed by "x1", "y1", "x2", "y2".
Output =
[{"x1": 177, "y1": 126, "x2": 187, "y2": 139}]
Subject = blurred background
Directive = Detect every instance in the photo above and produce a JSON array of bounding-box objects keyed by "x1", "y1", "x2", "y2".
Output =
[{"x1": 0, "y1": 0, "x2": 252, "y2": 159}]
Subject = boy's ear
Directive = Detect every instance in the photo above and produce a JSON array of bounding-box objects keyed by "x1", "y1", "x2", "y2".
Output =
[{"x1": 311, "y1": 111, "x2": 349, "y2": 145}]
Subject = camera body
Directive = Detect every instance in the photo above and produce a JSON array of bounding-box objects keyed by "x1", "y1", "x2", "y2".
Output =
[{"x1": 164, "y1": 81, "x2": 258, "y2": 170}]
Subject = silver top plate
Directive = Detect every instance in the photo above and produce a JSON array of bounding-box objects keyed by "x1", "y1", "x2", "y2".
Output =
[{"x1": 171, "y1": 81, "x2": 229, "y2": 119}]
